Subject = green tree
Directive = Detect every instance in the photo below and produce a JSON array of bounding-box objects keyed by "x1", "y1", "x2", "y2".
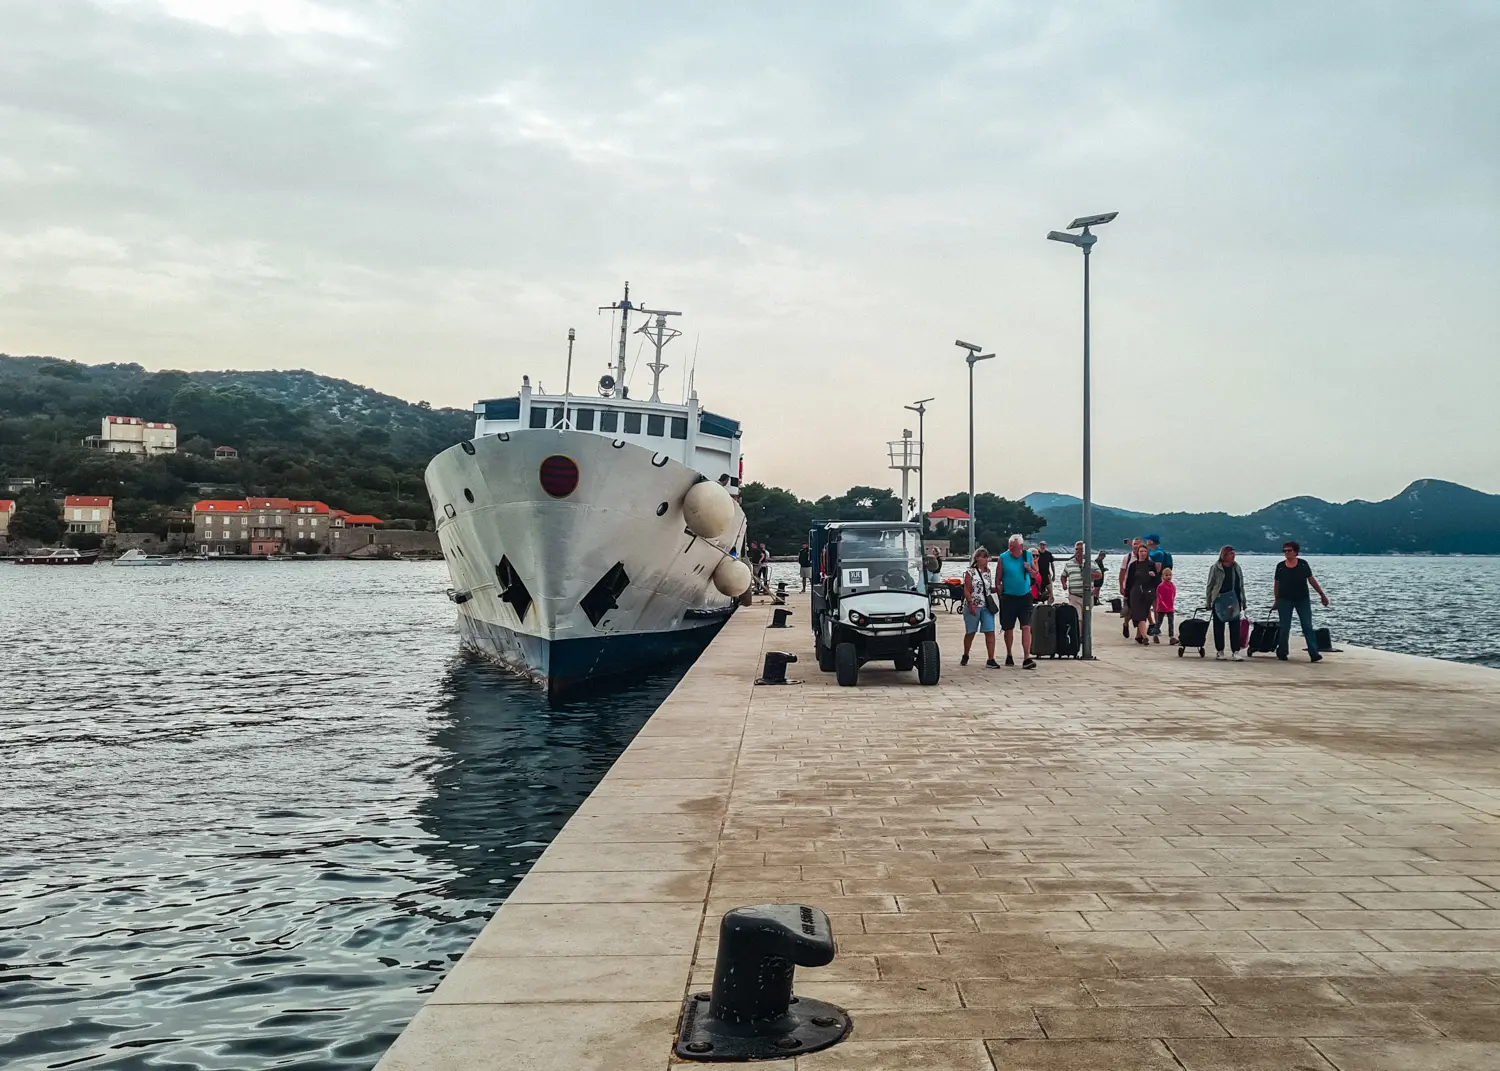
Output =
[
  {"x1": 10, "y1": 492, "x2": 63, "y2": 543},
  {"x1": 929, "y1": 492, "x2": 1045, "y2": 556}
]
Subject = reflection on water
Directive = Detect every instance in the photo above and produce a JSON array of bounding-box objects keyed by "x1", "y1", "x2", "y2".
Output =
[{"x1": 0, "y1": 562, "x2": 678, "y2": 1071}]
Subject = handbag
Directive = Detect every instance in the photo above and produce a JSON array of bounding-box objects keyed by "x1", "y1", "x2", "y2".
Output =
[{"x1": 976, "y1": 568, "x2": 1000, "y2": 614}]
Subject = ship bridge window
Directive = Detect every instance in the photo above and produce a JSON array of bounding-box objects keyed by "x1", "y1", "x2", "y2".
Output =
[
  {"x1": 575, "y1": 407, "x2": 595, "y2": 431},
  {"x1": 647, "y1": 414, "x2": 665, "y2": 437},
  {"x1": 623, "y1": 412, "x2": 642, "y2": 434},
  {"x1": 529, "y1": 406, "x2": 549, "y2": 429},
  {"x1": 699, "y1": 411, "x2": 739, "y2": 438},
  {"x1": 484, "y1": 397, "x2": 520, "y2": 421},
  {"x1": 670, "y1": 416, "x2": 688, "y2": 440},
  {"x1": 600, "y1": 410, "x2": 618, "y2": 433}
]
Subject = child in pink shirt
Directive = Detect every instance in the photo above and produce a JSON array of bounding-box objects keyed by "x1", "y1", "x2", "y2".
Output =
[{"x1": 1153, "y1": 567, "x2": 1176, "y2": 644}]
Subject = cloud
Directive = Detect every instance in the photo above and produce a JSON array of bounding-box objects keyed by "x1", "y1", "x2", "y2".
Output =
[{"x1": 0, "y1": 0, "x2": 1496, "y2": 511}]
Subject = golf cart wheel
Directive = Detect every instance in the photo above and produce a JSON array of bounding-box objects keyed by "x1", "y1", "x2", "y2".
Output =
[
  {"x1": 834, "y1": 642, "x2": 859, "y2": 687},
  {"x1": 1177, "y1": 646, "x2": 1185, "y2": 658},
  {"x1": 816, "y1": 637, "x2": 834, "y2": 672},
  {"x1": 894, "y1": 651, "x2": 915, "y2": 672},
  {"x1": 918, "y1": 640, "x2": 941, "y2": 686}
]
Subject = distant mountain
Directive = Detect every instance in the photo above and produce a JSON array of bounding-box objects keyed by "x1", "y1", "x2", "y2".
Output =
[
  {"x1": 1024, "y1": 491, "x2": 1146, "y2": 518},
  {"x1": 0, "y1": 354, "x2": 472, "y2": 530},
  {"x1": 1029, "y1": 480, "x2": 1500, "y2": 554}
]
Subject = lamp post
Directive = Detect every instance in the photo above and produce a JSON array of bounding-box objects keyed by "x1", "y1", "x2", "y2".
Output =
[
  {"x1": 904, "y1": 398, "x2": 934, "y2": 526},
  {"x1": 1047, "y1": 211, "x2": 1118, "y2": 661},
  {"x1": 954, "y1": 341, "x2": 994, "y2": 560}
]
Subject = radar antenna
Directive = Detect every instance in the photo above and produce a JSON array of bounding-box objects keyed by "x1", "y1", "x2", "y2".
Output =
[{"x1": 634, "y1": 306, "x2": 682, "y2": 402}]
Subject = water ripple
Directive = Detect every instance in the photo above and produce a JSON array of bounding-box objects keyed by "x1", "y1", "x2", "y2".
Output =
[{"x1": 1, "y1": 561, "x2": 679, "y2": 1070}]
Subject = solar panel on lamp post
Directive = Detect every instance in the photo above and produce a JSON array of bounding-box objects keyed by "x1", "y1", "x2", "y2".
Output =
[
  {"x1": 1047, "y1": 211, "x2": 1118, "y2": 660},
  {"x1": 955, "y1": 341, "x2": 993, "y2": 562}
]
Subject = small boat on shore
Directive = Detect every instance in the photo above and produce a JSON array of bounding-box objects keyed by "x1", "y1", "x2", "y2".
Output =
[
  {"x1": 12, "y1": 548, "x2": 99, "y2": 566},
  {"x1": 113, "y1": 548, "x2": 177, "y2": 567}
]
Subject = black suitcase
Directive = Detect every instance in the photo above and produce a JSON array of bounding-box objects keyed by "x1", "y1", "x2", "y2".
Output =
[
  {"x1": 1031, "y1": 603, "x2": 1057, "y2": 657},
  {"x1": 1177, "y1": 613, "x2": 1210, "y2": 657},
  {"x1": 1315, "y1": 627, "x2": 1333, "y2": 652},
  {"x1": 1247, "y1": 618, "x2": 1280, "y2": 656},
  {"x1": 1053, "y1": 603, "x2": 1080, "y2": 657}
]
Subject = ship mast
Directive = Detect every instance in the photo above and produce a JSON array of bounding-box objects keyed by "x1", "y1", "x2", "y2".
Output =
[
  {"x1": 635, "y1": 306, "x2": 682, "y2": 403},
  {"x1": 598, "y1": 282, "x2": 634, "y2": 398}
]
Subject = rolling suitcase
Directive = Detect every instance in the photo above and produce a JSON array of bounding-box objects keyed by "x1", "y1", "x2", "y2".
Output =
[
  {"x1": 1031, "y1": 603, "x2": 1057, "y2": 657},
  {"x1": 1053, "y1": 603, "x2": 1080, "y2": 657},
  {"x1": 1247, "y1": 614, "x2": 1279, "y2": 656},
  {"x1": 1177, "y1": 611, "x2": 1209, "y2": 658}
]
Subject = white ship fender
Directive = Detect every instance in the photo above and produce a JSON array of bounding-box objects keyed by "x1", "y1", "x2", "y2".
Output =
[
  {"x1": 712, "y1": 556, "x2": 752, "y2": 597},
  {"x1": 683, "y1": 480, "x2": 736, "y2": 539}
]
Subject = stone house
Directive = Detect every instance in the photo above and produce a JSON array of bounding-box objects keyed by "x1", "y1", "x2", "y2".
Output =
[{"x1": 63, "y1": 495, "x2": 115, "y2": 534}]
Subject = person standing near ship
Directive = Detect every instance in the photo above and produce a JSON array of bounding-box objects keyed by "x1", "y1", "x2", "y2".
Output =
[
  {"x1": 1274, "y1": 541, "x2": 1330, "y2": 663},
  {"x1": 1035, "y1": 541, "x2": 1056, "y2": 603},
  {"x1": 997, "y1": 535, "x2": 1040, "y2": 669},
  {"x1": 798, "y1": 542, "x2": 812, "y2": 593}
]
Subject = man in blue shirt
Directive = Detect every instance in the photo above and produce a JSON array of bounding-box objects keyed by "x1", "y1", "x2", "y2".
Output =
[
  {"x1": 1145, "y1": 533, "x2": 1172, "y2": 570},
  {"x1": 996, "y1": 534, "x2": 1041, "y2": 669}
]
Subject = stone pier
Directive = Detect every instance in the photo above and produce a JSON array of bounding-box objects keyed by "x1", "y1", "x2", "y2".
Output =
[{"x1": 377, "y1": 596, "x2": 1500, "y2": 1071}]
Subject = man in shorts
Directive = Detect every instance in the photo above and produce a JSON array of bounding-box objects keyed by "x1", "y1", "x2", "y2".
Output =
[
  {"x1": 798, "y1": 542, "x2": 812, "y2": 592},
  {"x1": 997, "y1": 534, "x2": 1040, "y2": 669}
]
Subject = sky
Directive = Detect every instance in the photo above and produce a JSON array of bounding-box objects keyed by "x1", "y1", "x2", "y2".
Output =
[{"x1": 2, "y1": 0, "x2": 1496, "y2": 514}]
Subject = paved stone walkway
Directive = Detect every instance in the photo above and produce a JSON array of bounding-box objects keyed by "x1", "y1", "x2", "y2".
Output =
[{"x1": 378, "y1": 596, "x2": 1500, "y2": 1070}]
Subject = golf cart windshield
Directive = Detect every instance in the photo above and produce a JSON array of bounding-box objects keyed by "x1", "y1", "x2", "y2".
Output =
[{"x1": 835, "y1": 529, "x2": 924, "y2": 595}]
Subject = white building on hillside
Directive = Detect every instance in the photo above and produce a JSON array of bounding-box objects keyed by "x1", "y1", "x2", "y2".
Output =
[{"x1": 85, "y1": 416, "x2": 177, "y2": 457}]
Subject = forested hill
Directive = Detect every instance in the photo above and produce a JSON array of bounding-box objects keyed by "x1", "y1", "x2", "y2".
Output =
[
  {"x1": 0, "y1": 354, "x2": 471, "y2": 532},
  {"x1": 1025, "y1": 480, "x2": 1500, "y2": 555}
]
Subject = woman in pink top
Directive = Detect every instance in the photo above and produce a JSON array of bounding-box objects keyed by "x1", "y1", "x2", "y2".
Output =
[{"x1": 1152, "y1": 566, "x2": 1176, "y2": 645}]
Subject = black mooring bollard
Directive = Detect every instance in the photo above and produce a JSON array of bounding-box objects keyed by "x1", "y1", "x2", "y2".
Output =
[
  {"x1": 675, "y1": 904, "x2": 851, "y2": 1061},
  {"x1": 755, "y1": 651, "x2": 797, "y2": 685},
  {"x1": 769, "y1": 607, "x2": 792, "y2": 628}
]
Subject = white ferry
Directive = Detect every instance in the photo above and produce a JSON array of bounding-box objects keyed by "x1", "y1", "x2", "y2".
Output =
[{"x1": 425, "y1": 284, "x2": 752, "y2": 701}]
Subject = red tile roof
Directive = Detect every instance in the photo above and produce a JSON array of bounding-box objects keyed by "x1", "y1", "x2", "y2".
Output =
[
  {"x1": 246, "y1": 497, "x2": 293, "y2": 510},
  {"x1": 0, "y1": 499, "x2": 14, "y2": 512},
  {"x1": 927, "y1": 508, "x2": 969, "y2": 520},
  {"x1": 290, "y1": 500, "x2": 331, "y2": 514},
  {"x1": 341, "y1": 514, "x2": 383, "y2": 526},
  {"x1": 64, "y1": 495, "x2": 113, "y2": 508},
  {"x1": 194, "y1": 500, "x2": 248, "y2": 513},
  {"x1": 105, "y1": 415, "x2": 142, "y2": 424}
]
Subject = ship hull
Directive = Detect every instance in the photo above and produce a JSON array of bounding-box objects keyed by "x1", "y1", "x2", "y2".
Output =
[{"x1": 425, "y1": 428, "x2": 743, "y2": 702}]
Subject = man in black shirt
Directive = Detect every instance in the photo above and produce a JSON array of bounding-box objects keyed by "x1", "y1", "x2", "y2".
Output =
[
  {"x1": 1035, "y1": 541, "x2": 1056, "y2": 603},
  {"x1": 1273, "y1": 541, "x2": 1330, "y2": 662},
  {"x1": 798, "y1": 543, "x2": 812, "y2": 592}
]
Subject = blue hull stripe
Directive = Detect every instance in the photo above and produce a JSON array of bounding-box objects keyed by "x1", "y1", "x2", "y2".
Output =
[{"x1": 457, "y1": 614, "x2": 728, "y2": 701}]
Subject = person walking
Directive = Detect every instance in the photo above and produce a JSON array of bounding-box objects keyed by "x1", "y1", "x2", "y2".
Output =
[
  {"x1": 1145, "y1": 533, "x2": 1173, "y2": 570},
  {"x1": 1061, "y1": 541, "x2": 1088, "y2": 615},
  {"x1": 1206, "y1": 545, "x2": 1247, "y2": 660},
  {"x1": 1124, "y1": 543, "x2": 1162, "y2": 645},
  {"x1": 797, "y1": 542, "x2": 812, "y2": 593},
  {"x1": 1153, "y1": 566, "x2": 1177, "y2": 644},
  {"x1": 997, "y1": 534, "x2": 1040, "y2": 669},
  {"x1": 1093, "y1": 550, "x2": 1107, "y2": 605},
  {"x1": 1274, "y1": 541, "x2": 1330, "y2": 663},
  {"x1": 1035, "y1": 541, "x2": 1056, "y2": 603},
  {"x1": 961, "y1": 547, "x2": 999, "y2": 668},
  {"x1": 1119, "y1": 537, "x2": 1143, "y2": 636}
]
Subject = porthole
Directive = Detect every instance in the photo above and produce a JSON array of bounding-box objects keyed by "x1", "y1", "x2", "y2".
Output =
[
  {"x1": 655, "y1": 502, "x2": 669, "y2": 516},
  {"x1": 463, "y1": 488, "x2": 475, "y2": 503},
  {"x1": 460, "y1": 440, "x2": 476, "y2": 455}
]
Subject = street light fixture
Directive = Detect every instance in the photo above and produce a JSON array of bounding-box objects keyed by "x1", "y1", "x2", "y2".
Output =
[
  {"x1": 955, "y1": 341, "x2": 994, "y2": 560},
  {"x1": 1047, "y1": 210, "x2": 1118, "y2": 660},
  {"x1": 905, "y1": 397, "x2": 934, "y2": 527}
]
